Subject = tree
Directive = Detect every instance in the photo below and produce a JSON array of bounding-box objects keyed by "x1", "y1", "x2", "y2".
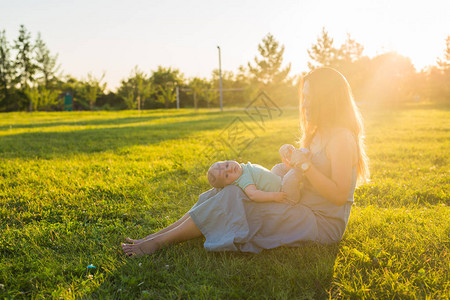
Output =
[
  {"x1": 247, "y1": 33, "x2": 291, "y2": 86},
  {"x1": 245, "y1": 33, "x2": 295, "y2": 105},
  {"x1": 150, "y1": 66, "x2": 183, "y2": 108},
  {"x1": 431, "y1": 36, "x2": 450, "y2": 101},
  {"x1": 306, "y1": 30, "x2": 372, "y2": 102},
  {"x1": 337, "y1": 33, "x2": 364, "y2": 65},
  {"x1": 187, "y1": 77, "x2": 213, "y2": 109},
  {"x1": 134, "y1": 68, "x2": 152, "y2": 111},
  {"x1": 157, "y1": 85, "x2": 176, "y2": 109},
  {"x1": 81, "y1": 72, "x2": 107, "y2": 110},
  {"x1": 333, "y1": 34, "x2": 367, "y2": 101},
  {"x1": 211, "y1": 69, "x2": 248, "y2": 106},
  {"x1": 14, "y1": 25, "x2": 36, "y2": 89},
  {"x1": 25, "y1": 85, "x2": 59, "y2": 111},
  {"x1": 24, "y1": 86, "x2": 39, "y2": 111},
  {"x1": 307, "y1": 27, "x2": 337, "y2": 70},
  {"x1": 95, "y1": 92, "x2": 127, "y2": 110},
  {"x1": 38, "y1": 86, "x2": 60, "y2": 110},
  {"x1": 437, "y1": 36, "x2": 450, "y2": 70},
  {"x1": 14, "y1": 25, "x2": 36, "y2": 111},
  {"x1": 35, "y1": 32, "x2": 60, "y2": 88},
  {"x1": 55, "y1": 75, "x2": 82, "y2": 109},
  {"x1": 363, "y1": 52, "x2": 416, "y2": 102},
  {"x1": 117, "y1": 66, "x2": 153, "y2": 110},
  {"x1": 122, "y1": 89, "x2": 135, "y2": 110},
  {"x1": 0, "y1": 30, "x2": 14, "y2": 103}
]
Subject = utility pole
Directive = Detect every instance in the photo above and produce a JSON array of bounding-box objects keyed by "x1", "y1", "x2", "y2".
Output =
[{"x1": 217, "y1": 46, "x2": 223, "y2": 112}]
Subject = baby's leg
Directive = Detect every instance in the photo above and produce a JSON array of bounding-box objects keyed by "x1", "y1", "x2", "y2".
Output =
[
  {"x1": 279, "y1": 144, "x2": 295, "y2": 165},
  {"x1": 281, "y1": 169, "x2": 304, "y2": 205},
  {"x1": 271, "y1": 163, "x2": 289, "y2": 178}
]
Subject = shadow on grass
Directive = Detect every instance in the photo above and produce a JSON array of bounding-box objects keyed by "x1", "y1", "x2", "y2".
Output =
[
  {"x1": 0, "y1": 113, "x2": 236, "y2": 159},
  {"x1": 1, "y1": 166, "x2": 198, "y2": 229},
  {"x1": 0, "y1": 111, "x2": 225, "y2": 131},
  {"x1": 83, "y1": 240, "x2": 340, "y2": 299}
]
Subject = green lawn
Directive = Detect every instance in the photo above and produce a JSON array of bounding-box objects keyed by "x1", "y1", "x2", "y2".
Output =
[{"x1": 0, "y1": 103, "x2": 449, "y2": 299}]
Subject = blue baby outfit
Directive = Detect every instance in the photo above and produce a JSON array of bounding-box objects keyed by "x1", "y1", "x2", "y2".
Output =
[{"x1": 233, "y1": 162, "x2": 282, "y2": 192}]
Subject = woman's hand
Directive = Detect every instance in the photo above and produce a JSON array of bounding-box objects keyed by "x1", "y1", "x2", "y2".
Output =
[{"x1": 290, "y1": 149, "x2": 310, "y2": 168}]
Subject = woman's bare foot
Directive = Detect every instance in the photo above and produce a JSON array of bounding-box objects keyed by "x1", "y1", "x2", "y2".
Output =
[
  {"x1": 121, "y1": 238, "x2": 160, "y2": 257},
  {"x1": 125, "y1": 237, "x2": 144, "y2": 244},
  {"x1": 126, "y1": 233, "x2": 159, "y2": 244}
]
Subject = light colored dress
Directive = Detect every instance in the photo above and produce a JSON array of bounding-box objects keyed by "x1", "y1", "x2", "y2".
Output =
[{"x1": 189, "y1": 132, "x2": 356, "y2": 253}]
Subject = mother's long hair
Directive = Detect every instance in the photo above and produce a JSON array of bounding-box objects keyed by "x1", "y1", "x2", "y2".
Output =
[{"x1": 299, "y1": 67, "x2": 369, "y2": 184}]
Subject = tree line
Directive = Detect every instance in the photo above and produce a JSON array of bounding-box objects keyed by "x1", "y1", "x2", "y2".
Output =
[
  {"x1": 307, "y1": 28, "x2": 450, "y2": 104},
  {"x1": 0, "y1": 25, "x2": 449, "y2": 112}
]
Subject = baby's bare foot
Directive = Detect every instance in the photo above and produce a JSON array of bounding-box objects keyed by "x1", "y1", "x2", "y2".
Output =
[{"x1": 121, "y1": 239, "x2": 160, "y2": 257}]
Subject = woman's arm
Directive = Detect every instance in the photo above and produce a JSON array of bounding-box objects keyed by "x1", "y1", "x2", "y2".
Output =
[
  {"x1": 302, "y1": 131, "x2": 357, "y2": 206},
  {"x1": 244, "y1": 184, "x2": 287, "y2": 203}
]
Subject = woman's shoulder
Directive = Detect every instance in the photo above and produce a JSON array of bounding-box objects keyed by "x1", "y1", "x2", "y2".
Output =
[
  {"x1": 325, "y1": 128, "x2": 357, "y2": 159},
  {"x1": 328, "y1": 128, "x2": 356, "y2": 144}
]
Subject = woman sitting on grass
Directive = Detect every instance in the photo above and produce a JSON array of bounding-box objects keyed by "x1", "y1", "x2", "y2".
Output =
[{"x1": 121, "y1": 67, "x2": 369, "y2": 256}]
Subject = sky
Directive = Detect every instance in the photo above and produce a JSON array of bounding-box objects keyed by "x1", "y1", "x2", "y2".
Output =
[{"x1": 1, "y1": 0, "x2": 449, "y2": 91}]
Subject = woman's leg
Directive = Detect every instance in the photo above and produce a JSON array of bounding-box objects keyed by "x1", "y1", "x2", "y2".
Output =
[
  {"x1": 281, "y1": 169, "x2": 303, "y2": 205},
  {"x1": 271, "y1": 163, "x2": 289, "y2": 177},
  {"x1": 126, "y1": 213, "x2": 190, "y2": 243},
  {"x1": 122, "y1": 216, "x2": 202, "y2": 257}
]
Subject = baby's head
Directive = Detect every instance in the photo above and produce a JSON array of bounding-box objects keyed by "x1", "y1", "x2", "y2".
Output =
[{"x1": 207, "y1": 160, "x2": 242, "y2": 188}]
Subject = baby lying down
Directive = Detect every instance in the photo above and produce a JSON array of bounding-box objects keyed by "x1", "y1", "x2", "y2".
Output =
[{"x1": 207, "y1": 145, "x2": 310, "y2": 205}]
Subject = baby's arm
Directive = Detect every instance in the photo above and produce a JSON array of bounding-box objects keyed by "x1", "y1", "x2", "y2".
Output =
[{"x1": 243, "y1": 184, "x2": 287, "y2": 203}]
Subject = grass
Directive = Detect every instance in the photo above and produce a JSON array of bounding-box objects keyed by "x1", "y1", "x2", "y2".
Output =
[{"x1": 0, "y1": 102, "x2": 449, "y2": 299}]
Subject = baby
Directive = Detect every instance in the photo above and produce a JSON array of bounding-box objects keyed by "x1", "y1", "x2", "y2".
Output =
[{"x1": 207, "y1": 145, "x2": 310, "y2": 205}]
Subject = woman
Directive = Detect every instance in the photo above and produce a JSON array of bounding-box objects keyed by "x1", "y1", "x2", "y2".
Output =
[{"x1": 122, "y1": 67, "x2": 369, "y2": 256}]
